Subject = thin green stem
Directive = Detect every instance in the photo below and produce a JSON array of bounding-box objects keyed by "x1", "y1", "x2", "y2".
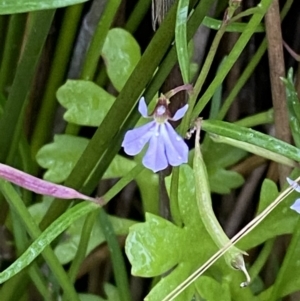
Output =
[
  {"x1": 30, "y1": 4, "x2": 84, "y2": 158},
  {"x1": 102, "y1": 164, "x2": 144, "y2": 203},
  {"x1": 180, "y1": 23, "x2": 227, "y2": 135},
  {"x1": 99, "y1": 209, "x2": 132, "y2": 301},
  {"x1": 249, "y1": 239, "x2": 275, "y2": 280},
  {"x1": 269, "y1": 218, "x2": 300, "y2": 301},
  {"x1": 125, "y1": 0, "x2": 152, "y2": 33},
  {"x1": 190, "y1": 0, "x2": 278, "y2": 120},
  {"x1": 234, "y1": 109, "x2": 273, "y2": 127},
  {"x1": 0, "y1": 16, "x2": 9, "y2": 65},
  {"x1": 216, "y1": 0, "x2": 293, "y2": 121},
  {"x1": 0, "y1": 10, "x2": 55, "y2": 162},
  {"x1": 0, "y1": 14, "x2": 26, "y2": 95},
  {"x1": 0, "y1": 180, "x2": 80, "y2": 301},
  {"x1": 169, "y1": 168, "x2": 182, "y2": 225},
  {"x1": 10, "y1": 210, "x2": 52, "y2": 301},
  {"x1": 202, "y1": 16, "x2": 265, "y2": 32},
  {"x1": 65, "y1": 0, "x2": 122, "y2": 135},
  {"x1": 62, "y1": 211, "x2": 99, "y2": 301},
  {"x1": 81, "y1": 0, "x2": 122, "y2": 80},
  {"x1": 217, "y1": 40, "x2": 267, "y2": 121},
  {"x1": 66, "y1": 210, "x2": 98, "y2": 284}
]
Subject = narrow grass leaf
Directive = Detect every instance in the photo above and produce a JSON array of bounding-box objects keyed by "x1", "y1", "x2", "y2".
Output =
[
  {"x1": 175, "y1": 0, "x2": 190, "y2": 84},
  {"x1": 0, "y1": 0, "x2": 89, "y2": 14}
]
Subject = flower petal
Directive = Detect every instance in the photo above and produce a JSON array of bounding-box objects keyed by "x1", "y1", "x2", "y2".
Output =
[
  {"x1": 161, "y1": 122, "x2": 188, "y2": 166},
  {"x1": 122, "y1": 121, "x2": 155, "y2": 155},
  {"x1": 138, "y1": 97, "x2": 148, "y2": 118},
  {"x1": 171, "y1": 104, "x2": 188, "y2": 121},
  {"x1": 287, "y1": 177, "x2": 300, "y2": 192},
  {"x1": 142, "y1": 124, "x2": 168, "y2": 172},
  {"x1": 291, "y1": 199, "x2": 300, "y2": 214}
]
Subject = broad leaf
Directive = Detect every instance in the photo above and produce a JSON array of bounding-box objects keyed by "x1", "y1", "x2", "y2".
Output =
[
  {"x1": 238, "y1": 175, "x2": 300, "y2": 250},
  {"x1": 125, "y1": 165, "x2": 218, "y2": 301},
  {"x1": 202, "y1": 139, "x2": 246, "y2": 194},
  {"x1": 102, "y1": 28, "x2": 141, "y2": 91},
  {"x1": 36, "y1": 134, "x2": 89, "y2": 183},
  {"x1": 57, "y1": 80, "x2": 115, "y2": 127},
  {"x1": 195, "y1": 276, "x2": 231, "y2": 301}
]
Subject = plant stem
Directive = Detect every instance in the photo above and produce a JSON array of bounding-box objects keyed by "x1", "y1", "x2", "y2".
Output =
[
  {"x1": 99, "y1": 208, "x2": 132, "y2": 301},
  {"x1": 180, "y1": 25, "x2": 227, "y2": 135},
  {"x1": 0, "y1": 14, "x2": 26, "y2": 95},
  {"x1": 269, "y1": 218, "x2": 300, "y2": 301},
  {"x1": 216, "y1": 0, "x2": 293, "y2": 121},
  {"x1": 0, "y1": 10, "x2": 55, "y2": 162},
  {"x1": 63, "y1": 210, "x2": 98, "y2": 301},
  {"x1": 65, "y1": 0, "x2": 122, "y2": 135},
  {"x1": 30, "y1": 4, "x2": 84, "y2": 158},
  {"x1": 265, "y1": 0, "x2": 291, "y2": 186},
  {"x1": 125, "y1": 0, "x2": 152, "y2": 33},
  {"x1": 191, "y1": 0, "x2": 274, "y2": 121},
  {"x1": 249, "y1": 238, "x2": 275, "y2": 280},
  {"x1": 0, "y1": 180, "x2": 80, "y2": 301}
]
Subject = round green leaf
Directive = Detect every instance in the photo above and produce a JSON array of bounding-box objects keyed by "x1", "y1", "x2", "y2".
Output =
[
  {"x1": 125, "y1": 213, "x2": 183, "y2": 277},
  {"x1": 36, "y1": 134, "x2": 89, "y2": 183},
  {"x1": 102, "y1": 28, "x2": 141, "y2": 91},
  {"x1": 57, "y1": 80, "x2": 115, "y2": 127}
]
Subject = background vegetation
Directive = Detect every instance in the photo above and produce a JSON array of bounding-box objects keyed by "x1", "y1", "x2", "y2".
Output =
[{"x1": 0, "y1": 0, "x2": 300, "y2": 300}]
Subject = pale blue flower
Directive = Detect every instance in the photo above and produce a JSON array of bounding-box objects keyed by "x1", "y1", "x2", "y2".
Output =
[
  {"x1": 122, "y1": 96, "x2": 189, "y2": 172},
  {"x1": 287, "y1": 177, "x2": 300, "y2": 213}
]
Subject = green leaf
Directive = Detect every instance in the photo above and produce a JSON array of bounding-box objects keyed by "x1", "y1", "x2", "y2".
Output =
[
  {"x1": 175, "y1": 0, "x2": 190, "y2": 84},
  {"x1": 0, "y1": 201, "x2": 98, "y2": 284},
  {"x1": 195, "y1": 276, "x2": 231, "y2": 301},
  {"x1": 37, "y1": 134, "x2": 139, "y2": 183},
  {"x1": 202, "y1": 120, "x2": 300, "y2": 166},
  {"x1": 57, "y1": 80, "x2": 116, "y2": 127},
  {"x1": 103, "y1": 155, "x2": 136, "y2": 179},
  {"x1": 102, "y1": 28, "x2": 141, "y2": 91},
  {"x1": 0, "y1": 0, "x2": 88, "y2": 14},
  {"x1": 36, "y1": 133, "x2": 159, "y2": 214},
  {"x1": 282, "y1": 68, "x2": 300, "y2": 148},
  {"x1": 28, "y1": 196, "x2": 54, "y2": 224},
  {"x1": 202, "y1": 16, "x2": 265, "y2": 32},
  {"x1": 202, "y1": 140, "x2": 246, "y2": 194},
  {"x1": 135, "y1": 169, "x2": 159, "y2": 215},
  {"x1": 55, "y1": 212, "x2": 136, "y2": 264},
  {"x1": 273, "y1": 220, "x2": 300, "y2": 299},
  {"x1": 36, "y1": 134, "x2": 89, "y2": 183},
  {"x1": 125, "y1": 165, "x2": 218, "y2": 301},
  {"x1": 125, "y1": 213, "x2": 183, "y2": 277},
  {"x1": 238, "y1": 174, "x2": 300, "y2": 250}
]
